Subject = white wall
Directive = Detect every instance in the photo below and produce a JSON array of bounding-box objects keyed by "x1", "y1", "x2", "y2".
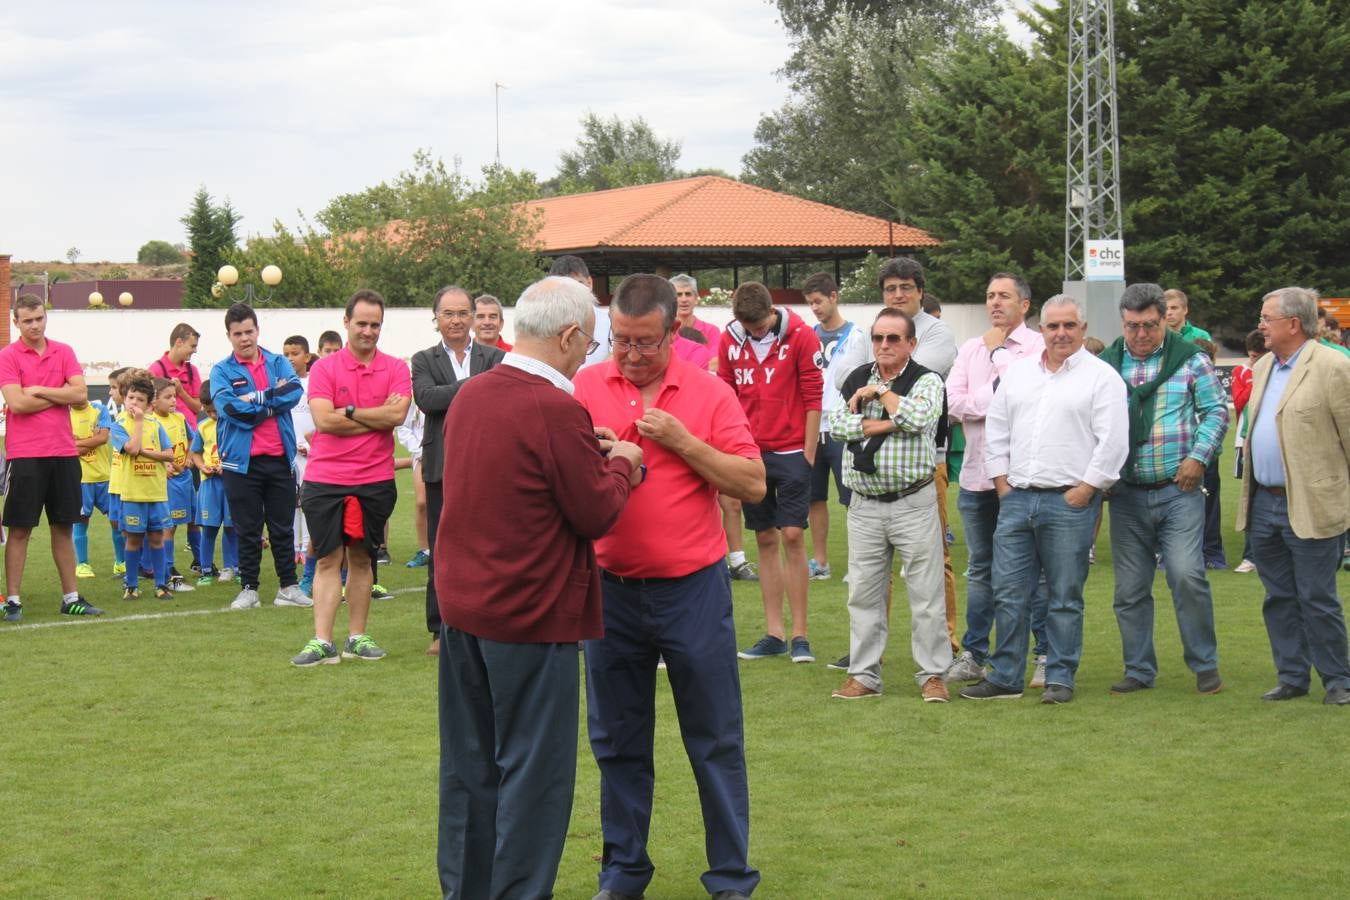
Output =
[{"x1": 51, "y1": 303, "x2": 995, "y2": 383}]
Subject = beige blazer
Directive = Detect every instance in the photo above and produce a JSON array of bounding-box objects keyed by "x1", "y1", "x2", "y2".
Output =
[{"x1": 1237, "y1": 339, "x2": 1350, "y2": 539}]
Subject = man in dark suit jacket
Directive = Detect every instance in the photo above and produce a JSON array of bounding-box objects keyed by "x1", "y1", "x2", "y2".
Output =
[{"x1": 412, "y1": 285, "x2": 506, "y2": 655}]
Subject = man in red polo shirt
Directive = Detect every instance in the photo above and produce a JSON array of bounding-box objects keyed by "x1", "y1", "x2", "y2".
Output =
[
  {"x1": 471, "y1": 294, "x2": 513, "y2": 352},
  {"x1": 0, "y1": 294, "x2": 101, "y2": 620},
  {"x1": 575, "y1": 274, "x2": 765, "y2": 900},
  {"x1": 150, "y1": 322, "x2": 203, "y2": 429},
  {"x1": 291, "y1": 289, "x2": 411, "y2": 666}
]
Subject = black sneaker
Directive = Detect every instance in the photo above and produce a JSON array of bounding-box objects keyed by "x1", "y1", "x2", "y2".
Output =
[
  {"x1": 1041, "y1": 684, "x2": 1074, "y2": 704},
  {"x1": 959, "y1": 679, "x2": 1022, "y2": 700},
  {"x1": 1110, "y1": 676, "x2": 1152, "y2": 694},
  {"x1": 375, "y1": 545, "x2": 392, "y2": 566},
  {"x1": 3, "y1": 600, "x2": 22, "y2": 622},
  {"x1": 827, "y1": 654, "x2": 850, "y2": 671},
  {"x1": 189, "y1": 562, "x2": 203, "y2": 576},
  {"x1": 60, "y1": 596, "x2": 104, "y2": 616}
]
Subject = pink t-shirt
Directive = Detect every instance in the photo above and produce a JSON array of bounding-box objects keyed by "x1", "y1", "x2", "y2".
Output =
[
  {"x1": 304, "y1": 347, "x2": 412, "y2": 485},
  {"x1": 0, "y1": 338, "x2": 83, "y2": 459},
  {"x1": 685, "y1": 317, "x2": 721, "y2": 347},
  {"x1": 151, "y1": 352, "x2": 201, "y2": 429},
  {"x1": 673, "y1": 334, "x2": 715, "y2": 370},
  {"x1": 574, "y1": 355, "x2": 760, "y2": 579},
  {"x1": 240, "y1": 354, "x2": 284, "y2": 457}
]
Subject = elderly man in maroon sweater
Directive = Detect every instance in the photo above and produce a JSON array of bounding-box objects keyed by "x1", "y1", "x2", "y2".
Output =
[{"x1": 434, "y1": 276, "x2": 645, "y2": 900}]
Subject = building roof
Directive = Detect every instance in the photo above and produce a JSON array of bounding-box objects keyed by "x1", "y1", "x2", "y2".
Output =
[{"x1": 525, "y1": 176, "x2": 937, "y2": 261}]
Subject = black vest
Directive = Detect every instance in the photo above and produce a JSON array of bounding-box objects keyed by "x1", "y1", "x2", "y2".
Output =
[{"x1": 838, "y1": 361, "x2": 947, "y2": 474}]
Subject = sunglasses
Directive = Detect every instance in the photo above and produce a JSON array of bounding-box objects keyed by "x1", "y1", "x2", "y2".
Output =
[{"x1": 871, "y1": 333, "x2": 906, "y2": 345}]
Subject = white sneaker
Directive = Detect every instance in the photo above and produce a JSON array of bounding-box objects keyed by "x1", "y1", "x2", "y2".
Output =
[
  {"x1": 230, "y1": 588, "x2": 260, "y2": 610},
  {"x1": 1029, "y1": 654, "x2": 1048, "y2": 689},
  {"x1": 1234, "y1": 559, "x2": 1257, "y2": 574},
  {"x1": 169, "y1": 575, "x2": 195, "y2": 593},
  {"x1": 218, "y1": 567, "x2": 237, "y2": 582},
  {"x1": 944, "y1": 650, "x2": 986, "y2": 683},
  {"x1": 274, "y1": 584, "x2": 313, "y2": 608}
]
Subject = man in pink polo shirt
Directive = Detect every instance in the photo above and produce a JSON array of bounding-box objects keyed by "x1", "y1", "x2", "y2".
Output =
[
  {"x1": 574, "y1": 274, "x2": 765, "y2": 900},
  {"x1": 291, "y1": 289, "x2": 411, "y2": 666},
  {"x1": 0, "y1": 294, "x2": 101, "y2": 621},
  {"x1": 150, "y1": 322, "x2": 203, "y2": 429}
]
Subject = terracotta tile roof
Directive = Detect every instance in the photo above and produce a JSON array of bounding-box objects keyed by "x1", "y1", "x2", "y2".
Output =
[{"x1": 524, "y1": 176, "x2": 938, "y2": 252}]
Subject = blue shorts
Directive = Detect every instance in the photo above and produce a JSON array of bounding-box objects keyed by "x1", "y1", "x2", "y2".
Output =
[
  {"x1": 81, "y1": 481, "x2": 111, "y2": 518},
  {"x1": 196, "y1": 477, "x2": 232, "y2": 528},
  {"x1": 121, "y1": 500, "x2": 170, "y2": 534},
  {"x1": 743, "y1": 451, "x2": 812, "y2": 532},
  {"x1": 810, "y1": 434, "x2": 852, "y2": 506},
  {"x1": 109, "y1": 493, "x2": 123, "y2": 525},
  {"x1": 168, "y1": 474, "x2": 196, "y2": 525}
]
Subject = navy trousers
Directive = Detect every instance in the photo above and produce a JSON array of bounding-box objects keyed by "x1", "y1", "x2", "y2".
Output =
[
  {"x1": 584, "y1": 561, "x2": 760, "y2": 897},
  {"x1": 437, "y1": 627, "x2": 580, "y2": 900}
]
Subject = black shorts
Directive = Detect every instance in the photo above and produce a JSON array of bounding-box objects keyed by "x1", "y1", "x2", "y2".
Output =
[
  {"x1": 743, "y1": 451, "x2": 811, "y2": 532},
  {"x1": 300, "y1": 479, "x2": 398, "y2": 559},
  {"x1": 810, "y1": 434, "x2": 852, "y2": 506},
  {"x1": 2, "y1": 456, "x2": 83, "y2": 528}
]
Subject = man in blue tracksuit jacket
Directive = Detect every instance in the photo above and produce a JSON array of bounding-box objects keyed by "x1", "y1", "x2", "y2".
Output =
[{"x1": 209, "y1": 303, "x2": 309, "y2": 611}]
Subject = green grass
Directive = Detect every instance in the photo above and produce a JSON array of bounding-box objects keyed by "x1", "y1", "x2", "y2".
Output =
[{"x1": 3, "y1": 441, "x2": 1349, "y2": 898}]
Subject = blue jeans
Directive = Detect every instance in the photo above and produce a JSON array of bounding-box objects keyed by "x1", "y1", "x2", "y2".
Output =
[
  {"x1": 989, "y1": 488, "x2": 1100, "y2": 691},
  {"x1": 1109, "y1": 482, "x2": 1219, "y2": 684},
  {"x1": 1249, "y1": 489, "x2": 1350, "y2": 691},
  {"x1": 958, "y1": 488, "x2": 1048, "y2": 664}
]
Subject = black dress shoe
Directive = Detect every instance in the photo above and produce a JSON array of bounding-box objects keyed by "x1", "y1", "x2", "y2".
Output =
[
  {"x1": 1261, "y1": 683, "x2": 1309, "y2": 701},
  {"x1": 1324, "y1": 686, "x2": 1350, "y2": 706}
]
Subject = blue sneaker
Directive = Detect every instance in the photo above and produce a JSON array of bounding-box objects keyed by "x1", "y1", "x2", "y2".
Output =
[
  {"x1": 405, "y1": 549, "x2": 430, "y2": 568},
  {"x1": 790, "y1": 637, "x2": 815, "y2": 664},
  {"x1": 298, "y1": 575, "x2": 313, "y2": 597},
  {"x1": 807, "y1": 559, "x2": 831, "y2": 581},
  {"x1": 738, "y1": 634, "x2": 788, "y2": 660},
  {"x1": 3, "y1": 600, "x2": 21, "y2": 623}
]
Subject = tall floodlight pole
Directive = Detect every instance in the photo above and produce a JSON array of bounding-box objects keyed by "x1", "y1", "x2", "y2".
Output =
[
  {"x1": 1063, "y1": 0, "x2": 1126, "y2": 339},
  {"x1": 494, "y1": 82, "x2": 507, "y2": 167}
]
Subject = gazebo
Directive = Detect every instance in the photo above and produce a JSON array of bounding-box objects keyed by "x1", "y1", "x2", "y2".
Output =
[{"x1": 523, "y1": 176, "x2": 938, "y2": 296}]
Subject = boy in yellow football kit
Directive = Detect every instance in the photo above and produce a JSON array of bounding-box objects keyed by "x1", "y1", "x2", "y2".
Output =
[
  {"x1": 189, "y1": 382, "x2": 239, "y2": 586},
  {"x1": 110, "y1": 373, "x2": 175, "y2": 601},
  {"x1": 70, "y1": 393, "x2": 118, "y2": 577},
  {"x1": 151, "y1": 377, "x2": 198, "y2": 593}
]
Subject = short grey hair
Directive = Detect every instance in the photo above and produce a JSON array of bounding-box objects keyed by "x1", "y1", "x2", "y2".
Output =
[
  {"x1": 473, "y1": 294, "x2": 503, "y2": 315},
  {"x1": 1119, "y1": 282, "x2": 1166, "y2": 317},
  {"x1": 1042, "y1": 293, "x2": 1087, "y2": 323},
  {"x1": 670, "y1": 273, "x2": 698, "y2": 292},
  {"x1": 513, "y1": 277, "x2": 595, "y2": 340},
  {"x1": 1263, "y1": 286, "x2": 1319, "y2": 338}
]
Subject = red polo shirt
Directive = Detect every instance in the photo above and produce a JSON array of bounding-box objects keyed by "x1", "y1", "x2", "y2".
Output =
[
  {"x1": 574, "y1": 355, "x2": 760, "y2": 579},
  {"x1": 151, "y1": 352, "x2": 201, "y2": 429},
  {"x1": 0, "y1": 338, "x2": 83, "y2": 459},
  {"x1": 305, "y1": 346, "x2": 411, "y2": 485}
]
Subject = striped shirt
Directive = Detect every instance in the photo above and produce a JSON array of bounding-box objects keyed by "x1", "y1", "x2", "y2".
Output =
[
  {"x1": 828, "y1": 363, "x2": 943, "y2": 495},
  {"x1": 1119, "y1": 347, "x2": 1230, "y2": 484}
]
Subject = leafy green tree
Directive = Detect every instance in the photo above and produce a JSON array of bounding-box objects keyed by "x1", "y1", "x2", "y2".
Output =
[
  {"x1": 770, "y1": 0, "x2": 997, "y2": 42},
  {"x1": 224, "y1": 220, "x2": 358, "y2": 309},
  {"x1": 137, "y1": 240, "x2": 183, "y2": 266},
  {"x1": 181, "y1": 187, "x2": 240, "y2": 307},
  {"x1": 552, "y1": 113, "x2": 682, "y2": 194}
]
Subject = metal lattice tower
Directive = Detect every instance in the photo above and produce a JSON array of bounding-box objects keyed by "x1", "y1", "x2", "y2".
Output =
[{"x1": 1064, "y1": 0, "x2": 1123, "y2": 279}]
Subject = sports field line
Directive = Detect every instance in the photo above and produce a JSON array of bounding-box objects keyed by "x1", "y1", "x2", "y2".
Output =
[{"x1": 0, "y1": 586, "x2": 423, "y2": 634}]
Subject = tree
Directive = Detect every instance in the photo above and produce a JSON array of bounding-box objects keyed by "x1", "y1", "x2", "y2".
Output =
[
  {"x1": 137, "y1": 240, "x2": 183, "y2": 266},
  {"x1": 180, "y1": 188, "x2": 240, "y2": 307},
  {"x1": 224, "y1": 220, "x2": 358, "y2": 308},
  {"x1": 553, "y1": 113, "x2": 682, "y2": 194},
  {"x1": 770, "y1": 0, "x2": 997, "y2": 42},
  {"x1": 65, "y1": 247, "x2": 80, "y2": 264}
]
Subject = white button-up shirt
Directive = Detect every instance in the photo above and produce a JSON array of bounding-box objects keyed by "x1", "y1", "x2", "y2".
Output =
[{"x1": 985, "y1": 346, "x2": 1128, "y2": 490}]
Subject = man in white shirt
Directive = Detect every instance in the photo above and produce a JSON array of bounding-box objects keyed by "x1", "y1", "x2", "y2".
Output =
[
  {"x1": 960, "y1": 295, "x2": 1128, "y2": 704},
  {"x1": 549, "y1": 255, "x2": 612, "y2": 368}
]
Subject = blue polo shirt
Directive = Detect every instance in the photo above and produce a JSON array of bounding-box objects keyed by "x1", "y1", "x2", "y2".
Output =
[{"x1": 1248, "y1": 342, "x2": 1308, "y2": 487}]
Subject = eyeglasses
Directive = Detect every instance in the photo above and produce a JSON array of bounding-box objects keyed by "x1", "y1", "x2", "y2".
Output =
[
  {"x1": 574, "y1": 327, "x2": 601, "y2": 356},
  {"x1": 1258, "y1": 314, "x2": 1293, "y2": 325},
  {"x1": 436, "y1": 310, "x2": 472, "y2": 321},
  {"x1": 613, "y1": 334, "x2": 669, "y2": 357},
  {"x1": 1123, "y1": 320, "x2": 1163, "y2": 332},
  {"x1": 882, "y1": 283, "x2": 920, "y2": 294},
  {"x1": 871, "y1": 333, "x2": 907, "y2": 345}
]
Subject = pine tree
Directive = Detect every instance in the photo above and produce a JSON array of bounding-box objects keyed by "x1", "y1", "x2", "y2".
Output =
[{"x1": 181, "y1": 188, "x2": 239, "y2": 307}]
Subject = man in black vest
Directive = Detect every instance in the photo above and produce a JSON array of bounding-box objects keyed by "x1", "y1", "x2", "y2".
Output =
[
  {"x1": 411, "y1": 285, "x2": 506, "y2": 655},
  {"x1": 826, "y1": 308, "x2": 952, "y2": 703}
]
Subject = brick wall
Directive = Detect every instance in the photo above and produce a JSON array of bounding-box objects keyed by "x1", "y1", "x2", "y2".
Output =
[{"x1": 0, "y1": 254, "x2": 11, "y2": 346}]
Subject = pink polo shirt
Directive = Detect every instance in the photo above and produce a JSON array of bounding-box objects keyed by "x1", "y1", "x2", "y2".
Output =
[
  {"x1": 304, "y1": 346, "x2": 412, "y2": 485},
  {"x1": 685, "y1": 316, "x2": 721, "y2": 347},
  {"x1": 0, "y1": 338, "x2": 83, "y2": 459},
  {"x1": 151, "y1": 352, "x2": 201, "y2": 429},
  {"x1": 673, "y1": 334, "x2": 715, "y2": 370},
  {"x1": 239, "y1": 353, "x2": 284, "y2": 457},
  {"x1": 574, "y1": 355, "x2": 760, "y2": 579}
]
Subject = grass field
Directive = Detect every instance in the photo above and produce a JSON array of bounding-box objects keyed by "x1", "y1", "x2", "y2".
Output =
[{"x1": 3, "y1": 442, "x2": 1349, "y2": 899}]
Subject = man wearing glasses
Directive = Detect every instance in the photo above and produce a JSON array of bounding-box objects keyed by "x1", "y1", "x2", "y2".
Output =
[
  {"x1": 828, "y1": 308, "x2": 951, "y2": 702},
  {"x1": 575, "y1": 274, "x2": 765, "y2": 900},
  {"x1": 1098, "y1": 283, "x2": 1229, "y2": 697},
  {"x1": 411, "y1": 285, "x2": 505, "y2": 655}
]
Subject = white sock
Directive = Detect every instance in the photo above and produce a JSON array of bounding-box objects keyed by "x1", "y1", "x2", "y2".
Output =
[
  {"x1": 63, "y1": 591, "x2": 79, "y2": 603},
  {"x1": 729, "y1": 551, "x2": 747, "y2": 566},
  {"x1": 7, "y1": 594, "x2": 20, "y2": 606}
]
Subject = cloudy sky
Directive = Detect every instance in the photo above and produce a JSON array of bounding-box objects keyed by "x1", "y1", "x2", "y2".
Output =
[{"x1": 2, "y1": 1, "x2": 1032, "y2": 262}]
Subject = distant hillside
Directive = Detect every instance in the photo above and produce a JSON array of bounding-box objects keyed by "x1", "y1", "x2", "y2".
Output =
[{"x1": 11, "y1": 260, "x2": 186, "y2": 286}]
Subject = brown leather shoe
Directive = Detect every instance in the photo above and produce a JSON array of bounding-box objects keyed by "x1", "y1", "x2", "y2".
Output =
[
  {"x1": 426, "y1": 637, "x2": 440, "y2": 656},
  {"x1": 921, "y1": 676, "x2": 949, "y2": 703},
  {"x1": 831, "y1": 677, "x2": 880, "y2": 700}
]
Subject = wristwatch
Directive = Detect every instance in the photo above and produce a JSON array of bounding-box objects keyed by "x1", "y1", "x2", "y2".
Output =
[
  {"x1": 344, "y1": 404, "x2": 356, "y2": 420},
  {"x1": 875, "y1": 384, "x2": 890, "y2": 399}
]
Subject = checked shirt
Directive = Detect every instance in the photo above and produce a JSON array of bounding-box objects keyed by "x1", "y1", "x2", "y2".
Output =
[
  {"x1": 828, "y1": 364, "x2": 943, "y2": 495},
  {"x1": 1120, "y1": 347, "x2": 1230, "y2": 484}
]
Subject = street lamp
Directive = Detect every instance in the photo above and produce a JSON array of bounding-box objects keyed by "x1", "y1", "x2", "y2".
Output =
[
  {"x1": 88, "y1": 291, "x2": 105, "y2": 308},
  {"x1": 215, "y1": 264, "x2": 283, "y2": 304},
  {"x1": 118, "y1": 291, "x2": 134, "y2": 307}
]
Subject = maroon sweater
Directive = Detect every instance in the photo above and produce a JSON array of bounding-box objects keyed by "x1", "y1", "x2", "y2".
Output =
[{"x1": 435, "y1": 364, "x2": 632, "y2": 643}]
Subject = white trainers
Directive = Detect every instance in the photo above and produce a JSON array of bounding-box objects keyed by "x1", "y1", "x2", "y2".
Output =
[
  {"x1": 169, "y1": 575, "x2": 195, "y2": 593},
  {"x1": 1234, "y1": 559, "x2": 1257, "y2": 574},
  {"x1": 944, "y1": 650, "x2": 986, "y2": 683},
  {"x1": 1029, "y1": 654, "x2": 1048, "y2": 689},
  {"x1": 230, "y1": 588, "x2": 260, "y2": 610},
  {"x1": 273, "y1": 584, "x2": 313, "y2": 608},
  {"x1": 218, "y1": 567, "x2": 237, "y2": 583}
]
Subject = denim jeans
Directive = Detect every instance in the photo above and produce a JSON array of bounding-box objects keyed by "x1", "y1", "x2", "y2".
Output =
[
  {"x1": 988, "y1": 488, "x2": 1100, "y2": 691},
  {"x1": 1249, "y1": 489, "x2": 1350, "y2": 691},
  {"x1": 958, "y1": 488, "x2": 1049, "y2": 665},
  {"x1": 1108, "y1": 482, "x2": 1219, "y2": 684}
]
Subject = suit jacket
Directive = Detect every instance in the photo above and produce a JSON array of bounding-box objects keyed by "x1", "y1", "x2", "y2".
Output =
[
  {"x1": 1237, "y1": 339, "x2": 1350, "y2": 539},
  {"x1": 412, "y1": 341, "x2": 506, "y2": 483}
]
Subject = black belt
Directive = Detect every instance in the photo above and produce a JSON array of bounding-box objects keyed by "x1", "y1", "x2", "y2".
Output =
[
  {"x1": 1256, "y1": 483, "x2": 1287, "y2": 497},
  {"x1": 1124, "y1": 479, "x2": 1173, "y2": 491},
  {"x1": 859, "y1": 476, "x2": 934, "y2": 503},
  {"x1": 602, "y1": 570, "x2": 682, "y2": 586},
  {"x1": 1024, "y1": 485, "x2": 1072, "y2": 493}
]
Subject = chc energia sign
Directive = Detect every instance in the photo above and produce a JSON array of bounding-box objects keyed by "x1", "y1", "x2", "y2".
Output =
[{"x1": 1086, "y1": 239, "x2": 1125, "y2": 281}]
